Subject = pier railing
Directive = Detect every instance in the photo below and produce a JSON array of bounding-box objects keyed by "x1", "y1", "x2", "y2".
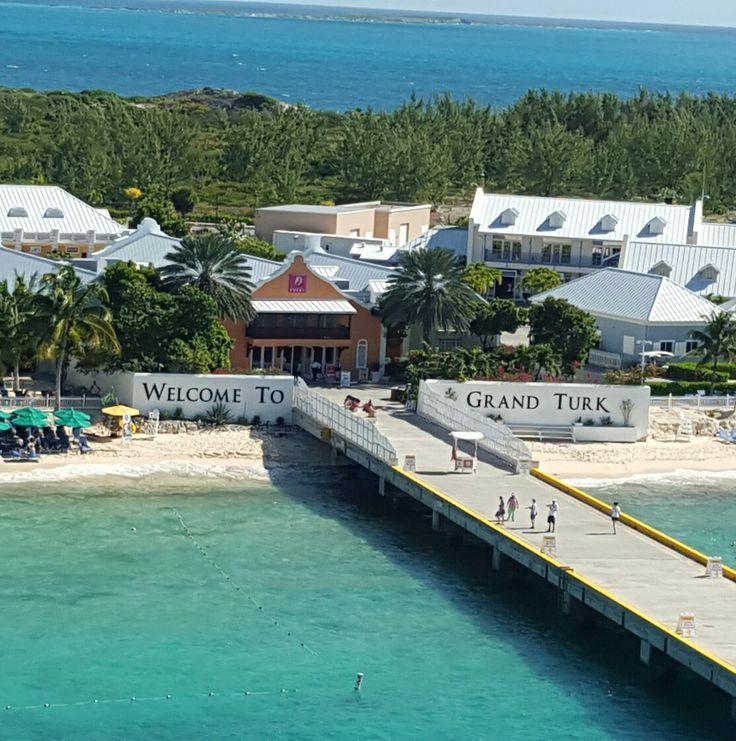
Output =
[
  {"x1": 416, "y1": 381, "x2": 531, "y2": 469},
  {"x1": 293, "y1": 381, "x2": 399, "y2": 466}
]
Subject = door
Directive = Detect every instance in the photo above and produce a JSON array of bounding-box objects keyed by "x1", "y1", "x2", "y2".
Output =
[
  {"x1": 496, "y1": 276, "x2": 515, "y2": 299},
  {"x1": 399, "y1": 223, "x2": 409, "y2": 245}
]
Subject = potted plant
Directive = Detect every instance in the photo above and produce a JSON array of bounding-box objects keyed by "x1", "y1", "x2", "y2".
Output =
[{"x1": 573, "y1": 416, "x2": 583, "y2": 426}]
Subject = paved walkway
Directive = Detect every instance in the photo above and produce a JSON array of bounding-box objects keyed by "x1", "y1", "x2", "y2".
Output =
[{"x1": 318, "y1": 386, "x2": 736, "y2": 669}]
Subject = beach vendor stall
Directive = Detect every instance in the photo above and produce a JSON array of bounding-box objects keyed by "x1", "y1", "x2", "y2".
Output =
[{"x1": 449, "y1": 431, "x2": 483, "y2": 473}]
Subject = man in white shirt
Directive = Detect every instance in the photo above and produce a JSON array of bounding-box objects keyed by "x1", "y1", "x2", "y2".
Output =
[{"x1": 547, "y1": 499, "x2": 559, "y2": 533}]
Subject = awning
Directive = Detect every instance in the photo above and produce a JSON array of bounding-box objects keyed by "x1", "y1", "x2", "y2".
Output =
[
  {"x1": 450, "y1": 431, "x2": 484, "y2": 441},
  {"x1": 252, "y1": 300, "x2": 357, "y2": 315}
]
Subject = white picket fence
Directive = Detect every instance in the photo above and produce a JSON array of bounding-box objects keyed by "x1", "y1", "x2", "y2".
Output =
[
  {"x1": 416, "y1": 380, "x2": 531, "y2": 469},
  {"x1": 293, "y1": 381, "x2": 398, "y2": 466},
  {"x1": 650, "y1": 394, "x2": 734, "y2": 409}
]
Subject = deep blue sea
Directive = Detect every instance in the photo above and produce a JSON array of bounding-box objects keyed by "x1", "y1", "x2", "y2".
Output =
[{"x1": 1, "y1": 1, "x2": 736, "y2": 108}]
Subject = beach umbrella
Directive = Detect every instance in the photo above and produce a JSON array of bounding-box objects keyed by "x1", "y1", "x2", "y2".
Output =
[
  {"x1": 102, "y1": 404, "x2": 139, "y2": 417},
  {"x1": 11, "y1": 407, "x2": 49, "y2": 427},
  {"x1": 54, "y1": 409, "x2": 92, "y2": 428},
  {"x1": 0, "y1": 421, "x2": 12, "y2": 431},
  {"x1": 0, "y1": 410, "x2": 12, "y2": 420}
]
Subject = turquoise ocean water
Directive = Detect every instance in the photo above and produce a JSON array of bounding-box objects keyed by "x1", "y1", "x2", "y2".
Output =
[
  {"x1": 1, "y1": 1, "x2": 736, "y2": 108},
  {"x1": 582, "y1": 472, "x2": 736, "y2": 569},
  {"x1": 0, "y1": 467, "x2": 732, "y2": 739}
]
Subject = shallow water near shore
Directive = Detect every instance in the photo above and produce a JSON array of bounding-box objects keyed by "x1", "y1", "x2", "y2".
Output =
[
  {"x1": 581, "y1": 473, "x2": 736, "y2": 568},
  {"x1": 0, "y1": 470, "x2": 731, "y2": 739}
]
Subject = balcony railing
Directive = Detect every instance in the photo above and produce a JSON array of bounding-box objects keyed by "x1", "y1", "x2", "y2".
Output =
[{"x1": 246, "y1": 326, "x2": 351, "y2": 340}]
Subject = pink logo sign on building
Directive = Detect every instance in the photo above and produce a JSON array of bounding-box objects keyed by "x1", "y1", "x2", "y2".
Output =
[{"x1": 288, "y1": 274, "x2": 307, "y2": 293}]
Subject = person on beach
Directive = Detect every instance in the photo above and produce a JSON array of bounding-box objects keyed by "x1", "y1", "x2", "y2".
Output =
[
  {"x1": 506, "y1": 493, "x2": 519, "y2": 522},
  {"x1": 611, "y1": 501, "x2": 621, "y2": 534},
  {"x1": 547, "y1": 499, "x2": 559, "y2": 533},
  {"x1": 527, "y1": 498, "x2": 538, "y2": 529},
  {"x1": 495, "y1": 496, "x2": 506, "y2": 525}
]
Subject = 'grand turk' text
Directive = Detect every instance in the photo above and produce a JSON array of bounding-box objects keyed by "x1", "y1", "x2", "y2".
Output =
[{"x1": 466, "y1": 391, "x2": 610, "y2": 413}]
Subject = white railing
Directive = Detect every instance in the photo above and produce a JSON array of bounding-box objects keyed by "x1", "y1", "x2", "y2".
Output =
[
  {"x1": 650, "y1": 394, "x2": 734, "y2": 409},
  {"x1": 416, "y1": 381, "x2": 531, "y2": 469},
  {"x1": 0, "y1": 395, "x2": 103, "y2": 410},
  {"x1": 293, "y1": 382, "x2": 399, "y2": 466},
  {"x1": 588, "y1": 349, "x2": 623, "y2": 369}
]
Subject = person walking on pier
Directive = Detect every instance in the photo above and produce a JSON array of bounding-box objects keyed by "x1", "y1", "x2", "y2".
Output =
[
  {"x1": 506, "y1": 493, "x2": 519, "y2": 522},
  {"x1": 527, "y1": 498, "x2": 538, "y2": 529},
  {"x1": 610, "y1": 501, "x2": 621, "y2": 534},
  {"x1": 495, "y1": 496, "x2": 506, "y2": 525},
  {"x1": 547, "y1": 499, "x2": 559, "y2": 533}
]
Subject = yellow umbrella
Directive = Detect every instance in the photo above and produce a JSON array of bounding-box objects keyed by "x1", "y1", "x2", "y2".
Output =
[{"x1": 101, "y1": 404, "x2": 140, "y2": 417}]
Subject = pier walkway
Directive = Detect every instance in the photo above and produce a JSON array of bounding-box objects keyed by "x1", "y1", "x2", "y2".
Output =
[{"x1": 294, "y1": 383, "x2": 736, "y2": 713}]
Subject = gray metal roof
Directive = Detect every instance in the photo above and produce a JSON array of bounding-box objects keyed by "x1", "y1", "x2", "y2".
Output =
[
  {"x1": 0, "y1": 246, "x2": 96, "y2": 288},
  {"x1": 533, "y1": 268, "x2": 721, "y2": 325},
  {"x1": 621, "y1": 241, "x2": 736, "y2": 297},
  {"x1": 0, "y1": 185, "x2": 126, "y2": 237},
  {"x1": 424, "y1": 226, "x2": 470, "y2": 258},
  {"x1": 469, "y1": 189, "x2": 695, "y2": 244},
  {"x1": 298, "y1": 248, "x2": 395, "y2": 294},
  {"x1": 699, "y1": 222, "x2": 736, "y2": 247}
]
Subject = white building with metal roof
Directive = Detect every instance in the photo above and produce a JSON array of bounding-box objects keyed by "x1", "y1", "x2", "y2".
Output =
[
  {"x1": 465, "y1": 189, "x2": 736, "y2": 299},
  {"x1": 0, "y1": 246, "x2": 96, "y2": 289},
  {"x1": 0, "y1": 184, "x2": 127, "y2": 257},
  {"x1": 532, "y1": 268, "x2": 721, "y2": 368}
]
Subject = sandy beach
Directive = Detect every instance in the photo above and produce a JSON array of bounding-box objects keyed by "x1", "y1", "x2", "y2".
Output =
[{"x1": 0, "y1": 425, "x2": 333, "y2": 483}]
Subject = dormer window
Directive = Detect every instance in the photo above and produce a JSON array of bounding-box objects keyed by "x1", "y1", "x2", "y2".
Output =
[
  {"x1": 599, "y1": 214, "x2": 618, "y2": 233},
  {"x1": 7, "y1": 207, "x2": 27, "y2": 217},
  {"x1": 646, "y1": 216, "x2": 667, "y2": 236},
  {"x1": 499, "y1": 207, "x2": 519, "y2": 226},
  {"x1": 698, "y1": 263, "x2": 720, "y2": 283},
  {"x1": 547, "y1": 210, "x2": 567, "y2": 229},
  {"x1": 43, "y1": 207, "x2": 64, "y2": 218},
  {"x1": 649, "y1": 260, "x2": 672, "y2": 277}
]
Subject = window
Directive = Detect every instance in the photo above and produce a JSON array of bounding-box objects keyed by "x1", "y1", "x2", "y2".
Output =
[
  {"x1": 356, "y1": 339, "x2": 368, "y2": 369},
  {"x1": 659, "y1": 341, "x2": 674, "y2": 353},
  {"x1": 43, "y1": 207, "x2": 64, "y2": 219},
  {"x1": 591, "y1": 245, "x2": 603, "y2": 266},
  {"x1": 649, "y1": 261, "x2": 672, "y2": 278},
  {"x1": 542, "y1": 243, "x2": 572, "y2": 265},
  {"x1": 438, "y1": 338, "x2": 463, "y2": 351},
  {"x1": 7, "y1": 207, "x2": 27, "y2": 218},
  {"x1": 685, "y1": 340, "x2": 699, "y2": 354},
  {"x1": 486, "y1": 238, "x2": 522, "y2": 262},
  {"x1": 622, "y1": 335, "x2": 635, "y2": 355}
]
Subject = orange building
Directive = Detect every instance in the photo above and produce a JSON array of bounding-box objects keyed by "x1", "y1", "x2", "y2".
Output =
[{"x1": 227, "y1": 254, "x2": 386, "y2": 380}]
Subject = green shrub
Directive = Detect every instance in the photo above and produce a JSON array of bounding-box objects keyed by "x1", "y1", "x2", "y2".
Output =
[
  {"x1": 666, "y1": 362, "x2": 729, "y2": 383},
  {"x1": 203, "y1": 402, "x2": 232, "y2": 427},
  {"x1": 647, "y1": 381, "x2": 735, "y2": 396}
]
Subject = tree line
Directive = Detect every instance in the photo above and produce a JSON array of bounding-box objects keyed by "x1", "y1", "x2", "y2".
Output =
[{"x1": 2, "y1": 87, "x2": 736, "y2": 216}]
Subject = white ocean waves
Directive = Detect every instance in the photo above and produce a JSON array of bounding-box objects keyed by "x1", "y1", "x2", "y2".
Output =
[
  {"x1": 0, "y1": 460, "x2": 270, "y2": 485},
  {"x1": 570, "y1": 468, "x2": 736, "y2": 489}
]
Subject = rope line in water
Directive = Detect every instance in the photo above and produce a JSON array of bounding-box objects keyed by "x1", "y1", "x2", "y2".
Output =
[
  {"x1": 3, "y1": 687, "x2": 298, "y2": 712},
  {"x1": 172, "y1": 509, "x2": 319, "y2": 656}
]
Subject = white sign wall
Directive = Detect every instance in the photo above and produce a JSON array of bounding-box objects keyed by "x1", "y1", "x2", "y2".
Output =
[
  {"x1": 130, "y1": 373, "x2": 293, "y2": 423},
  {"x1": 425, "y1": 380, "x2": 650, "y2": 438}
]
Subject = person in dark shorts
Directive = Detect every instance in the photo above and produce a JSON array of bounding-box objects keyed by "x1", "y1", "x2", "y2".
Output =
[
  {"x1": 611, "y1": 501, "x2": 621, "y2": 534},
  {"x1": 546, "y1": 498, "x2": 559, "y2": 532},
  {"x1": 495, "y1": 496, "x2": 506, "y2": 525}
]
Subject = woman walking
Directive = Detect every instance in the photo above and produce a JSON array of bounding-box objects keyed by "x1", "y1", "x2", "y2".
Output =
[{"x1": 506, "y1": 493, "x2": 519, "y2": 522}]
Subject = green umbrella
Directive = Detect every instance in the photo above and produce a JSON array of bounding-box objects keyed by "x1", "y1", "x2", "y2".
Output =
[
  {"x1": 0, "y1": 410, "x2": 12, "y2": 420},
  {"x1": 0, "y1": 421, "x2": 12, "y2": 431},
  {"x1": 54, "y1": 409, "x2": 92, "y2": 428},
  {"x1": 11, "y1": 407, "x2": 50, "y2": 427}
]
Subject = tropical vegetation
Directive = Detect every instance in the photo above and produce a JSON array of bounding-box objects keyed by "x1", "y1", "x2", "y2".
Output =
[
  {"x1": 521, "y1": 267, "x2": 563, "y2": 295},
  {"x1": 5, "y1": 87, "x2": 736, "y2": 219},
  {"x1": 688, "y1": 311, "x2": 736, "y2": 393},
  {"x1": 380, "y1": 248, "x2": 478, "y2": 345},
  {"x1": 160, "y1": 232, "x2": 256, "y2": 321}
]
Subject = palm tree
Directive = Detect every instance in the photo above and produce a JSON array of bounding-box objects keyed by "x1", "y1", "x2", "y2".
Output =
[
  {"x1": 689, "y1": 311, "x2": 736, "y2": 394},
  {"x1": 463, "y1": 263, "x2": 502, "y2": 296},
  {"x1": 37, "y1": 266, "x2": 120, "y2": 407},
  {"x1": 0, "y1": 275, "x2": 41, "y2": 392},
  {"x1": 160, "y1": 233, "x2": 255, "y2": 321},
  {"x1": 381, "y1": 249, "x2": 478, "y2": 346}
]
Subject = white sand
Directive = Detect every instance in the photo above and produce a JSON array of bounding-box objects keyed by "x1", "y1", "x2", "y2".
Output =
[{"x1": 0, "y1": 424, "x2": 336, "y2": 484}]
